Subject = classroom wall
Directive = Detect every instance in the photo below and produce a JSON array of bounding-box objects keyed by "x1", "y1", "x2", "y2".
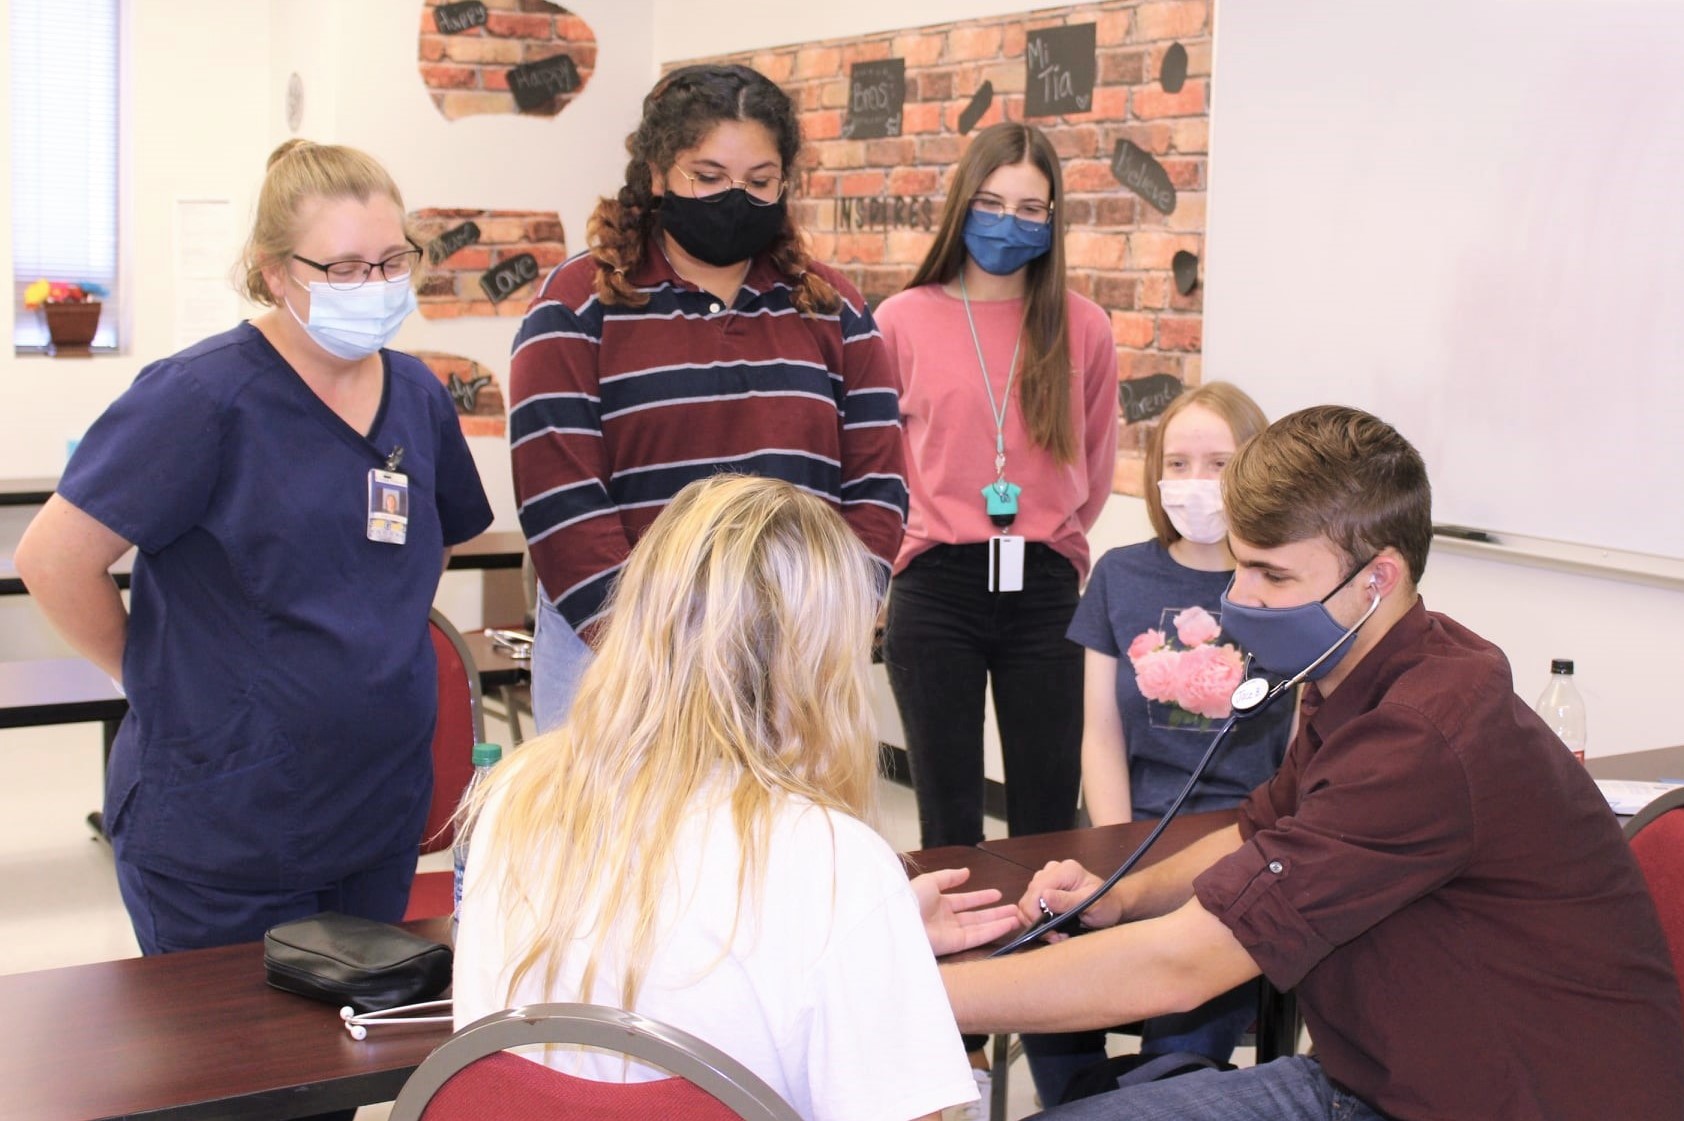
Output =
[
  {"x1": 3, "y1": 0, "x2": 1680, "y2": 758},
  {"x1": 673, "y1": 0, "x2": 1211, "y2": 486},
  {"x1": 0, "y1": 0, "x2": 273, "y2": 480}
]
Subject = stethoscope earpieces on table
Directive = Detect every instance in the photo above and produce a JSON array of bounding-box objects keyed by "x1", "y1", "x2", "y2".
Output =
[{"x1": 339, "y1": 999, "x2": 453, "y2": 1040}]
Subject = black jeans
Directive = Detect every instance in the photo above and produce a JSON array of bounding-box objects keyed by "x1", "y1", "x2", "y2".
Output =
[{"x1": 884, "y1": 543, "x2": 1085, "y2": 849}]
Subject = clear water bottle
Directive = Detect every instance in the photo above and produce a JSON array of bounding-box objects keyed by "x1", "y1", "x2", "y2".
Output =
[
  {"x1": 452, "y1": 741, "x2": 503, "y2": 939},
  {"x1": 1534, "y1": 659, "x2": 1587, "y2": 763}
]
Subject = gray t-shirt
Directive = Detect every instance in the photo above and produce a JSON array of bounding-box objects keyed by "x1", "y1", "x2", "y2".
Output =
[{"x1": 1067, "y1": 540, "x2": 1293, "y2": 819}]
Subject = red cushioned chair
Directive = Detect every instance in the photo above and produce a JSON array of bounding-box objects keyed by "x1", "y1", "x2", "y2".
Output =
[
  {"x1": 387, "y1": 1003, "x2": 801, "y2": 1121},
  {"x1": 1624, "y1": 785, "x2": 1684, "y2": 1001},
  {"x1": 403, "y1": 608, "x2": 486, "y2": 921}
]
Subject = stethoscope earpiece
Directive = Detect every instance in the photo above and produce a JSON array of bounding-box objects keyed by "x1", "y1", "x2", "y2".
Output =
[{"x1": 339, "y1": 999, "x2": 453, "y2": 1039}]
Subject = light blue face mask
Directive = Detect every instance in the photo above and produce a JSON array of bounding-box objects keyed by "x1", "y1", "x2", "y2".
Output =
[
  {"x1": 962, "y1": 210, "x2": 1053, "y2": 276},
  {"x1": 286, "y1": 274, "x2": 417, "y2": 360}
]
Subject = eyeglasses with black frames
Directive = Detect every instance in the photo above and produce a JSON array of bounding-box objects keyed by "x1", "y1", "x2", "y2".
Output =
[
  {"x1": 671, "y1": 165, "x2": 787, "y2": 207},
  {"x1": 292, "y1": 243, "x2": 425, "y2": 291}
]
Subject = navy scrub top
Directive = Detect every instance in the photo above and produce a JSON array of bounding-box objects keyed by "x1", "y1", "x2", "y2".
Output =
[{"x1": 58, "y1": 323, "x2": 494, "y2": 888}]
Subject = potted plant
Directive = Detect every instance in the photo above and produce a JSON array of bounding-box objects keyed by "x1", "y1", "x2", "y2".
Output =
[{"x1": 23, "y1": 279, "x2": 107, "y2": 356}]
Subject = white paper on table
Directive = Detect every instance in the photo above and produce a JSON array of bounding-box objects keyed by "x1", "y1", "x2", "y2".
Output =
[{"x1": 1594, "y1": 779, "x2": 1684, "y2": 816}]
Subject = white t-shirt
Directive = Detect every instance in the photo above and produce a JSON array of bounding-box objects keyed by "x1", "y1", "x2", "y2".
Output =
[{"x1": 453, "y1": 791, "x2": 978, "y2": 1121}]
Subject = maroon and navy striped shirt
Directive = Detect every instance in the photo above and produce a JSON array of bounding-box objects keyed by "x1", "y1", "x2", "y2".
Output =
[{"x1": 508, "y1": 248, "x2": 907, "y2": 632}]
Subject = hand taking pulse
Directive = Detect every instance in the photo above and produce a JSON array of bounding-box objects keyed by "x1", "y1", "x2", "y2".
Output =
[
  {"x1": 1019, "y1": 859, "x2": 1124, "y2": 940},
  {"x1": 912, "y1": 867, "x2": 1022, "y2": 956}
]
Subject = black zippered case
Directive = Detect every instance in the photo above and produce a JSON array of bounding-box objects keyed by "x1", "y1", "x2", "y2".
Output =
[{"x1": 263, "y1": 911, "x2": 452, "y2": 1013}]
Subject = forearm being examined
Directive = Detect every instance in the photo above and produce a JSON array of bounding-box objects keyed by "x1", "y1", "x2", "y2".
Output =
[{"x1": 942, "y1": 898, "x2": 1259, "y2": 1036}]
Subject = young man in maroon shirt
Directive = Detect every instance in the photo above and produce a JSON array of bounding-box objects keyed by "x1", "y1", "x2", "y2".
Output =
[{"x1": 941, "y1": 406, "x2": 1684, "y2": 1121}]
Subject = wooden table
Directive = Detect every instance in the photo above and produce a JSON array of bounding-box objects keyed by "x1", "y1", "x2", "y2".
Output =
[
  {"x1": 0, "y1": 476, "x2": 57, "y2": 507},
  {"x1": 0, "y1": 918, "x2": 456, "y2": 1121},
  {"x1": 0, "y1": 821, "x2": 1259, "y2": 1119},
  {"x1": 0, "y1": 848, "x2": 1028, "y2": 1121},
  {"x1": 1587, "y1": 745, "x2": 1684, "y2": 782},
  {"x1": 0, "y1": 657, "x2": 125, "y2": 748},
  {"x1": 0, "y1": 531, "x2": 524, "y2": 596},
  {"x1": 979, "y1": 810, "x2": 1302, "y2": 1064},
  {"x1": 2, "y1": 638, "x2": 529, "y2": 843}
]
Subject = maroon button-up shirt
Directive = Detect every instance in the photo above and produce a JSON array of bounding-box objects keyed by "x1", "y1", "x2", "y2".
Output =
[{"x1": 1195, "y1": 599, "x2": 1684, "y2": 1120}]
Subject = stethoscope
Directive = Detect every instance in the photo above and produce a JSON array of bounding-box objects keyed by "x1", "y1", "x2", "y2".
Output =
[
  {"x1": 341, "y1": 999, "x2": 453, "y2": 1039},
  {"x1": 990, "y1": 585, "x2": 1384, "y2": 957}
]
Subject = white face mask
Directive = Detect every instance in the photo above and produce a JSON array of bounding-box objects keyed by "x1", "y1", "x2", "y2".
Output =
[
  {"x1": 286, "y1": 274, "x2": 417, "y2": 361},
  {"x1": 1158, "y1": 478, "x2": 1228, "y2": 544}
]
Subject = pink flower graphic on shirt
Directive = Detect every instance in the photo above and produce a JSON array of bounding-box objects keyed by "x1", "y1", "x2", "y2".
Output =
[
  {"x1": 1128, "y1": 627, "x2": 1167, "y2": 662},
  {"x1": 1175, "y1": 641, "x2": 1245, "y2": 720},
  {"x1": 1173, "y1": 606, "x2": 1222, "y2": 648},
  {"x1": 1127, "y1": 606, "x2": 1244, "y2": 728},
  {"x1": 1133, "y1": 647, "x2": 1183, "y2": 705}
]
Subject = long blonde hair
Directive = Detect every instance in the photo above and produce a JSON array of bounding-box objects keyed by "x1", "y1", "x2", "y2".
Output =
[
  {"x1": 238, "y1": 139, "x2": 419, "y2": 306},
  {"x1": 473, "y1": 474, "x2": 882, "y2": 1009}
]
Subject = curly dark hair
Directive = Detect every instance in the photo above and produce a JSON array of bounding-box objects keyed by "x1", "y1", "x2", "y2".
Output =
[{"x1": 587, "y1": 63, "x2": 839, "y2": 315}]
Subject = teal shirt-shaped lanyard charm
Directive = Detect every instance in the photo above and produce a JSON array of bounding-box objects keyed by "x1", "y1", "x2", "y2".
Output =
[{"x1": 982, "y1": 479, "x2": 1021, "y2": 529}]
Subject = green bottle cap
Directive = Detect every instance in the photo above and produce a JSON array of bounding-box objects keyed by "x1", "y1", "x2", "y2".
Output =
[{"x1": 471, "y1": 742, "x2": 503, "y2": 766}]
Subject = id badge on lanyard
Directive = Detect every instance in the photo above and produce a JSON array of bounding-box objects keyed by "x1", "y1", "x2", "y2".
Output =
[
  {"x1": 367, "y1": 468, "x2": 409, "y2": 545},
  {"x1": 988, "y1": 534, "x2": 1026, "y2": 592}
]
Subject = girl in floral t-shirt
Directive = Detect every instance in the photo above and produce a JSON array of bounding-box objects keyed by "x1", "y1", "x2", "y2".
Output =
[{"x1": 1022, "y1": 382, "x2": 1293, "y2": 1104}]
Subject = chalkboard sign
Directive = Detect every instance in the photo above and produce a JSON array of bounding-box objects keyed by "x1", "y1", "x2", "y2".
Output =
[
  {"x1": 446, "y1": 372, "x2": 494, "y2": 414},
  {"x1": 508, "y1": 54, "x2": 580, "y2": 112},
  {"x1": 428, "y1": 220, "x2": 481, "y2": 265},
  {"x1": 1111, "y1": 138, "x2": 1177, "y2": 215},
  {"x1": 1119, "y1": 373, "x2": 1185, "y2": 424},
  {"x1": 433, "y1": 1, "x2": 488, "y2": 34},
  {"x1": 1172, "y1": 250, "x2": 1199, "y2": 295},
  {"x1": 958, "y1": 80, "x2": 994, "y2": 135},
  {"x1": 1025, "y1": 23, "x2": 1096, "y2": 117},
  {"x1": 1160, "y1": 42, "x2": 1189, "y2": 94},
  {"x1": 842, "y1": 58, "x2": 905, "y2": 140},
  {"x1": 479, "y1": 253, "x2": 539, "y2": 304}
]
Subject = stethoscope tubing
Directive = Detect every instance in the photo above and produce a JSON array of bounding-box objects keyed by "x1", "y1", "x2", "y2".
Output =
[{"x1": 989, "y1": 591, "x2": 1382, "y2": 957}]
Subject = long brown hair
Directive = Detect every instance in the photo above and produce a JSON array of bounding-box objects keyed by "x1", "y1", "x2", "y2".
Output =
[
  {"x1": 587, "y1": 64, "x2": 839, "y2": 315},
  {"x1": 908, "y1": 122, "x2": 1075, "y2": 463}
]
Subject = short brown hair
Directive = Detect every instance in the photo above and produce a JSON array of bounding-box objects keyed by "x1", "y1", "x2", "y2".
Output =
[
  {"x1": 1144, "y1": 381, "x2": 1269, "y2": 547},
  {"x1": 1223, "y1": 405, "x2": 1433, "y2": 582}
]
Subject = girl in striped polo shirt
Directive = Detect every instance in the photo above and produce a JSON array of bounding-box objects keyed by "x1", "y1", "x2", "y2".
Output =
[{"x1": 508, "y1": 65, "x2": 907, "y2": 730}]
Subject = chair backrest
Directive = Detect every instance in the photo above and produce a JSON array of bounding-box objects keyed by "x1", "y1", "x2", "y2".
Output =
[
  {"x1": 1624, "y1": 785, "x2": 1684, "y2": 1000},
  {"x1": 423, "y1": 608, "x2": 485, "y2": 855},
  {"x1": 388, "y1": 1003, "x2": 802, "y2": 1121}
]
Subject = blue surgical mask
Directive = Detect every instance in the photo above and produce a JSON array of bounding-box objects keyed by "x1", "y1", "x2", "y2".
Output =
[
  {"x1": 962, "y1": 210, "x2": 1053, "y2": 276},
  {"x1": 286, "y1": 274, "x2": 417, "y2": 360},
  {"x1": 1219, "y1": 559, "x2": 1379, "y2": 682}
]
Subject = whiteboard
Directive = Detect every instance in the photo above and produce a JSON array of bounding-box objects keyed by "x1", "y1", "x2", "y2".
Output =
[{"x1": 1204, "y1": 0, "x2": 1684, "y2": 561}]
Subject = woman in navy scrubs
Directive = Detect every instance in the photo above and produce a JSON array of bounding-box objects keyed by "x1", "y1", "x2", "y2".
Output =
[{"x1": 15, "y1": 140, "x2": 493, "y2": 956}]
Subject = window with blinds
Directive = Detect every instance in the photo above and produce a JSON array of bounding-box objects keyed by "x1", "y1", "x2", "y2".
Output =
[{"x1": 10, "y1": 0, "x2": 121, "y2": 351}]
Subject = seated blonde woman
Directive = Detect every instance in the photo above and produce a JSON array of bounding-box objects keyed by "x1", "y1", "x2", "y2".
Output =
[{"x1": 453, "y1": 475, "x2": 1019, "y2": 1121}]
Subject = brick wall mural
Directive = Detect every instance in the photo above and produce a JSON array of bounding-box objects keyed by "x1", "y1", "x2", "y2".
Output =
[
  {"x1": 418, "y1": 0, "x2": 596, "y2": 120},
  {"x1": 416, "y1": 352, "x2": 508, "y2": 437},
  {"x1": 409, "y1": 207, "x2": 567, "y2": 319},
  {"x1": 678, "y1": 0, "x2": 1211, "y2": 495}
]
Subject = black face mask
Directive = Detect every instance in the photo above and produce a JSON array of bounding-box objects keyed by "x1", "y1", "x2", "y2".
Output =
[{"x1": 658, "y1": 188, "x2": 786, "y2": 267}]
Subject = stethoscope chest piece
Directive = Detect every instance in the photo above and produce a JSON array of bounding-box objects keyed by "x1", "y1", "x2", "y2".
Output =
[{"x1": 1231, "y1": 676, "x2": 1271, "y2": 714}]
